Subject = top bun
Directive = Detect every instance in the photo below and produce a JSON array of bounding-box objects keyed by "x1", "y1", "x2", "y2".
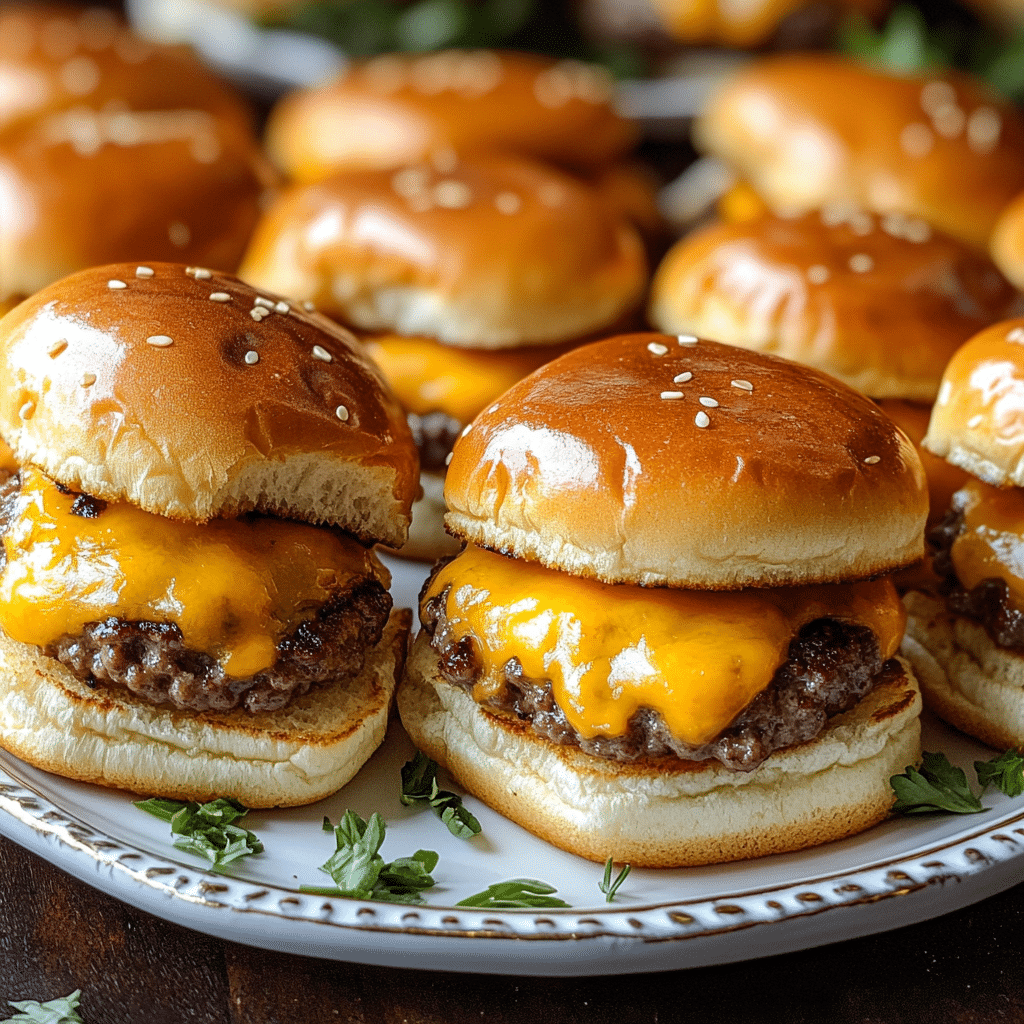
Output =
[
  {"x1": 265, "y1": 50, "x2": 636, "y2": 183},
  {"x1": 695, "y1": 55, "x2": 1024, "y2": 248},
  {"x1": 924, "y1": 317, "x2": 1024, "y2": 488},
  {"x1": 990, "y1": 188, "x2": 1024, "y2": 291},
  {"x1": 649, "y1": 209, "x2": 1017, "y2": 402},
  {"x1": 239, "y1": 156, "x2": 647, "y2": 349},
  {"x1": 0, "y1": 4, "x2": 253, "y2": 133},
  {"x1": 444, "y1": 333, "x2": 928, "y2": 588},
  {"x1": 0, "y1": 263, "x2": 418, "y2": 544}
]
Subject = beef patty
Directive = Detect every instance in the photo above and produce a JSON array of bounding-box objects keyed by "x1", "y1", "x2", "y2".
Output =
[
  {"x1": 0, "y1": 472, "x2": 391, "y2": 713},
  {"x1": 421, "y1": 580, "x2": 902, "y2": 772}
]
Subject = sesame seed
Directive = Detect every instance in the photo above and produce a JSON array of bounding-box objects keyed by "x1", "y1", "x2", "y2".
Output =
[
  {"x1": 863, "y1": 455, "x2": 881, "y2": 465},
  {"x1": 244, "y1": 350, "x2": 259, "y2": 365},
  {"x1": 881, "y1": 214, "x2": 908, "y2": 238},
  {"x1": 921, "y1": 81, "x2": 957, "y2": 116},
  {"x1": 336, "y1": 404, "x2": 350, "y2": 421},
  {"x1": 445, "y1": 452, "x2": 454, "y2": 466},
  {"x1": 731, "y1": 379, "x2": 753, "y2": 391},
  {"x1": 47, "y1": 339, "x2": 68, "y2": 358},
  {"x1": 938, "y1": 380, "x2": 952, "y2": 405},
  {"x1": 135, "y1": 266, "x2": 154, "y2": 278},
  {"x1": 186, "y1": 267, "x2": 211, "y2": 280},
  {"x1": 967, "y1": 414, "x2": 983, "y2": 429},
  {"x1": 660, "y1": 391, "x2": 684, "y2": 400},
  {"x1": 904, "y1": 219, "x2": 931, "y2": 244},
  {"x1": 275, "y1": 301, "x2": 290, "y2": 315},
  {"x1": 81, "y1": 372, "x2": 96, "y2": 387},
  {"x1": 967, "y1": 106, "x2": 1002, "y2": 154},
  {"x1": 849, "y1": 212, "x2": 873, "y2": 235},
  {"x1": 495, "y1": 191, "x2": 521, "y2": 215},
  {"x1": 820, "y1": 206, "x2": 848, "y2": 228},
  {"x1": 431, "y1": 147, "x2": 458, "y2": 174},
  {"x1": 391, "y1": 167, "x2": 430, "y2": 198},
  {"x1": 932, "y1": 103, "x2": 965, "y2": 138},
  {"x1": 312, "y1": 345, "x2": 332, "y2": 362},
  {"x1": 538, "y1": 182, "x2": 565, "y2": 208},
  {"x1": 146, "y1": 335, "x2": 173, "y2": 347},
  {"x1": 488, "y1": 404, "x2": 499, "y2": 414},
  {"x1": 694, "y1": 410, "x2": 710, "y2": 428},
  {"x1": 677, "y1": 335, "x2": 698, "y2": 346},
  {"x1": 107, "y1": 279, "x2": 127, "y2": 289},
  {"x1": 647, "y1": 342, "x2": 669, "y2": 356},
  {"x1": 674, "y1": 372, "x2": 693, "y2": 383},
  {"x1": 699, "y1": 396, "x2": 719, "y2": 407},
  {"x1": 1008, "y1": 327, "x2": 1024, "y2": 343},
  {"x1": 461, "y1": 424, "x2": 472, "y2": 438},
  {"x1": 19, "y1": 401, "x2": 34, "y2": 420},
  {"x1": 254, "y1": 296, "x2": 274, "y2": 309},
  {"x1": 900, "y1": 122, "x2": 933, "y2": 158},
  {"x1": 806, "y1": 264, "x2": 830, "y2": 285},
  {"x1": 209, "y1": 292, "x2": 231, "y2": 302},
  {"x1": 303, "y1": 301, "x2": 316, "y2": 312},
  {"x1": 434, "y1": 180, "x2": 473, "y2": 209},
  {"x1": 168, "y1": 221, "x2": 191, "y2": 247},
  {"x1": 249, "y1": 309, "x2": 266, "y2": 321},
  {"x1": 849, "y1": 253, "x2": 874, "y2": 273}
]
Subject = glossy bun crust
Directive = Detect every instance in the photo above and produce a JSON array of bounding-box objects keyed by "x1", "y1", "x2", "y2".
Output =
[
  {"x1": 650, "y1": 211, "x2": 1016, "y2": 402},
  {"x1": 991, "y1": 189, "x2": 1024, "y2": 291},
  {"x1": 0, "y1": 110, "x2": 273, "y2": 304},
  {"x1": 240, "y1": 156, "x2": 647, "y2": 349},
  {"x1": 696, "y1": 56, "x2": 1024, "y2": 247},
  {"x1": 0, "y1": 4, "x2": 253, "y2": 133},
  {"x1": 444, "y1": 334, "x2": 928, "y2": 588},
  {"x1": 0, "y1": 264, "x2": 418, "y2": 544},
  {"x1": 265, "y1": 50, "x2": 636, "y2": 182}
]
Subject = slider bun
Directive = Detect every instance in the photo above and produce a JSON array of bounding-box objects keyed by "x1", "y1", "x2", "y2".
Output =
[
  {"x1": 695, "y1": 56, "x2": 1024, "y2": 247},
  {"x1": 990, "y1": 189, "x2": 1024, "y2": 290},
  {"x1": 0, "y1": 609, "x2": 410, "y2": 809},
  {"x1": 240, "y1": 156, "x2": 647, "y2": 349},
  {"x1": 903, "y1": 591, "x2": 1024, "y2": 750},
  {"x1": 444, "y1": 333, "x2": 928, "y2": 588},
  {"x1": 0, "y1": 4, "x2": 253, "y2": 133},
  {"x1": 650, "y1": 210, "x2": 1016, "y2": 402},
  {"x1": 0, "y1": 109, "x2": 275, "y2": 303},
  {"x1": 923, "y1": 318, "x2": 1024, "y2": 487},
  {"x1": 399, "y1": 633, "x2": 923, "y2": 867},
  {"x1": 0, "y1": 263, "x2": 418, "y2": 545},
  {"x1": 265, "y1": 50, "x2": 636, "y2": 183}
]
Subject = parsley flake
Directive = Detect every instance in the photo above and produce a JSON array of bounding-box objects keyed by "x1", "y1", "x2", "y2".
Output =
[
  {"x1": 599, "y1": 858, "x2": 631, "y2": 902},
  {"x1": 890, "y1": 752, "x2": 985, "y2": 815},
  {"x1": 400, "y1": 751, "x2": 481, "y2": 839},
  {"x1": 456, "y1": 879, "x2": 570, "y2": 909},
  {"x1": 6, "y1": 990, "x2": 85, "y2": 1023},
  {"x1": 975, "y1": 749, "x2": 1024, "y2": 798}
]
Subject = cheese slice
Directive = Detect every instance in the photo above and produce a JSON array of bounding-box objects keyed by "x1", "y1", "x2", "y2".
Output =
[
  {"x1": 950, "y1": 478, "x2": 1024, "y2": 610},
  {"x1": 363, "y1": 334, "x2": 572, "y2": 426},
  {"x1": 0, "y1": 468, "x2": 387, "y2": 677},
  {"x1": 425, "y1": 545, "x2": 905, "y2": 747}
]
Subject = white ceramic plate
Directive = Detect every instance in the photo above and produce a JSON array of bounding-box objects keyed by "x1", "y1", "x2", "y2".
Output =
[{"x1": 0, "y1": 556, "x2": 1022, "y2": 976}]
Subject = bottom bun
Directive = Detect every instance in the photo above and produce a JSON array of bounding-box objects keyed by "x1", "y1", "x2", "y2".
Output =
[
  {"x1": 903, "y1": 590, "x2": 1024, "y2": 750},
  {"x1": 0, "y1": 609, "x2": 411, "y2": 808},
  {"x1": 386, "y1": 472, "x2": 461, "y2": 563},
  {"x1": 398, "y1": 632, "x2": 922, "y2": 867}
]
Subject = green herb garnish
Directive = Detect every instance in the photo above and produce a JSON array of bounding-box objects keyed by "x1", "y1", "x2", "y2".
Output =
[
  {"x1": 890, "y1": 751, "x2": 985, "y2": 815},
  {"x1": 975, "y1": 749, "x2": 1024, "y2": 798},
  {"x1": 5, "y1": 990, "x2": 85, "y2": 1023},
  {"x1": 134, "y1": 796, "x2": 264, "y2": 873},
  {"x1": 400, "y1": 751, "x2": 481, "y2": 839},
  {"x1": 301, "y1": 810, "x2": 439, "y2": 904},
  {"x1": 599, "y1": 857, "x2": 631, "y2": 902},
  {"x1": 456, "y1": 879, "x2": 570, "y2": 909}
]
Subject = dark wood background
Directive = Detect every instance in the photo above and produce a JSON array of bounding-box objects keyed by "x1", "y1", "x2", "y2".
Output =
[{"x1": 1, "y1": 834, "x2": 1022, "y2": 1023}]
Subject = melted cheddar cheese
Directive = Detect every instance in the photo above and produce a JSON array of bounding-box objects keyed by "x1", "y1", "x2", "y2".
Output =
[
  {"x1": 363, "y1": 335, "x2": 571, "y2": 426},
  {"x1": 426, "y1": 546, "x2": 905, "y2": 746},
  {"x1": 0, "y1": 468, "x2": 387, "y2": 677},
  {"x1": 950, "y1": 479, "x2": 1024, "y2": 611}
]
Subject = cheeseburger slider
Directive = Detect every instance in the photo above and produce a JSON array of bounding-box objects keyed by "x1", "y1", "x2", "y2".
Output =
[
  {"x1": 649, "y1": 208, "x2": 1017, "y2": 520},
  {"x1": 400, "y1": 333, "x2": 927, "y2": 867},
  {"x1": 0, "y1": 263, "x2": 418, "y2": 807},
  {"x1": 240, "y1": 155, "x2": 647, "y2": 559},
  {"x1": 904, "y1": 319, "x2": 1024, "y2": 750},
  {"x1": 694, "y1": 55, "x2": 1024, "y2": 248}
]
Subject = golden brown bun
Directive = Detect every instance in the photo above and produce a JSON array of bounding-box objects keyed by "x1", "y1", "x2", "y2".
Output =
[
  {"x1": 0, "y1": 608, "x2": 410, "y2": 809},
  {"x1": 991, "y1": 189, "x2": 1024, "y2": 290},
  {"x1": 903, "y1": 591, "x2": 1024, "y2": 750},
  {"x1": 445, "y1": 333, "x2": 928, "y2": 588},
  {"x1": 650, "y1": 211, "x2": 1016, "y2": 403},
  {"x1": 696, "y1": 56, "x2": 1024, "y2": 247},
  {"x1": 924, "y1": 318, "x2": 1024, "y2": 487},
  {"x1": 265, "y1": 50, "x2": 636, "y2": 183},
  {"x1": 239, "y1": 156, "x2": 647, "y2": 349},
  {"x1": 0, "y1": 5, "x2": 253, "y2": 134},
  {"x1": 0, "y1": 109, "x2": 275, "y2": 304},
  {"x1": 399, "y1": 632, "x2": 922, "y2": 867},
  {"x1": 0, "y1": 263, "x2": 418, "y2": 545}
]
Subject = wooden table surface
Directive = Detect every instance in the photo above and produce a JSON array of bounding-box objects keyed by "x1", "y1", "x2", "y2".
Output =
[{"x1": 1, "y1": 833, "x2": 1022, "y2": 1024}]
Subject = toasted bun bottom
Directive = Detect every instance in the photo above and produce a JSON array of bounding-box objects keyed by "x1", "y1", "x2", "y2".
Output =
[
  {"x1": 903, "y1": 590, "x2": 1024, "y2": 750},
  {"x1": 386, "y1": 471, "x2": 461, "y2": 563},
  {"x1": 398, "y1": 633, "x2": 922, "y2": 867},
  {"x1": 0, "y1": 610, "x2": 411, "y2": 808}
]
